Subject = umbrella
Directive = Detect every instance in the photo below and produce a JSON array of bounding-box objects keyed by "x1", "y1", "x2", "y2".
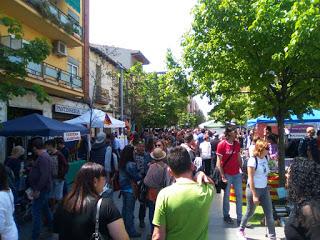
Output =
[
  {"x1": 65, "y1": 109, "x2": 125, "y2": 128},
  {"x1": 0, "y1": 113, "x2": 88, "y2": 137}
]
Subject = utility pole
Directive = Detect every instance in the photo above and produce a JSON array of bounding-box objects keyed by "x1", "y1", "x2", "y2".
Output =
[{"x1": 119, "y1": 64, "x2": 124, "y2": 121}]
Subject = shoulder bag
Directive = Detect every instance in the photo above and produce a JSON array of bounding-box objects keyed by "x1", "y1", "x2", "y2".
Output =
[
  {"x1": 90, "y1": 198, "x2": 107, "y2": 240},
  {"x1": 212, "y1": 142, "x2": 235, "y2": 192}
]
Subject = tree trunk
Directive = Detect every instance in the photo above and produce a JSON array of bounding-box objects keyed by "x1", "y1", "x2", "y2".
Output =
[{"x1": 276, "y1": 114, "x2": 286, "y2": 187}]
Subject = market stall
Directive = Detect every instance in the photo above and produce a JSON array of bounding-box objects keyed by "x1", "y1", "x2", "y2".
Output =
[
  {"x1": 198, "y1": 120, "x2": 225, "y2": 134},
  {"x1": 0, "y1": 113, "x2": 88, "y2": 136},
  {"x1": 0, "y1": 113, "x2": 89, "y2": 187},
  {"x1": 64, "y1": 109, "x2": 125, "y2": 128}
]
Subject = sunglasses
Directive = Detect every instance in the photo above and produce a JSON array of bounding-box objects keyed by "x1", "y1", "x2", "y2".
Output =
[{"x1": 155, "y1": 144, "x2": 162, "y2": 147}]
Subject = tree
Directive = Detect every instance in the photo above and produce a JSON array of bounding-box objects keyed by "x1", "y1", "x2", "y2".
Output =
[
  {"x1": 0, "y1": 16, "x2": 51, "y2": 103},
  {"x1": 124, "y1": 50, "x2": 196, "y2": 130},
  {"x1": 209, "y1": 94, "x2": 252, "y2": 126},
  {"x1": 183, "y1": 0, "x2": 320, "y2": 186}
]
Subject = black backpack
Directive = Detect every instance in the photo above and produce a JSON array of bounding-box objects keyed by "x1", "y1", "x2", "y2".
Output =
[{"x1": 242, "y1": 156, "x2": 266, "y2": 181}]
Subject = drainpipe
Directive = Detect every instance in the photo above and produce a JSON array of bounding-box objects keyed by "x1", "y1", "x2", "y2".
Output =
[{"x1": 119, "y1": 64, "x2": 124, "y2": 121}]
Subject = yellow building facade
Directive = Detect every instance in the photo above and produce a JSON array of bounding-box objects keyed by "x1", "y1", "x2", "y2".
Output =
[{"x1": 0, "y1": 0, "x2": 89, "y2": 161}]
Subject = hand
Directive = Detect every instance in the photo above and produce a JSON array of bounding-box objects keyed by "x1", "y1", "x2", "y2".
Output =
[
  {"x1": 194, "y1": 171, "x2": 214, "y2": 185},
  {"x1": 221, "y1": 175, "x2": 227, "y2": 183},
  {"x1": 253, "y1": 195, "x2": 260, "y2": 205},
  {"x1": 32, "y1": 190, "x2": 40, "y2": 199}
]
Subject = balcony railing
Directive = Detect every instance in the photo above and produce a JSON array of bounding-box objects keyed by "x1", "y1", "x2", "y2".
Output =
[
  {"x1": 27, "y1": 61, "x2": 82, "y2": 89},
  {"x1": 0, "y1": 36, "x2": 82, "y2": 89},
  {"x1": 25, "y1": 0, "x2": 83, "y2": 39}
]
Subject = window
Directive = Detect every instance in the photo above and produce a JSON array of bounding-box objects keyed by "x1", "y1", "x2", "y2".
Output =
[
  {"x1": 68, "y1": 62, "x2": 78, "y2": 76},
  {"x1": 96, "y1": 64, "x2": 102, "y2": 86}
]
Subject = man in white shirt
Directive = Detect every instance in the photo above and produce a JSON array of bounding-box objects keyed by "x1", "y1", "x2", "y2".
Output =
[{"x1": 199, "y1": 133, "x2": 212, "y2": 176}]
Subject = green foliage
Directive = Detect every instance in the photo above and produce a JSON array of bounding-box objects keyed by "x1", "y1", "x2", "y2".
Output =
[
  {"x1": 210, "y1": 94, "x2": 252, "y2": 125},
  {"x1": 183, "y1": 0, "x2": 320, "y2": 186},
  {"x1": 0, "y1": 16, "x2": 51, "y2": 103},
  {"x1": 177, "y1": 110, "x2": 206, "y2": 128},
  {"x1": 125, "y1": 50, "x2": 200, "y2": 129},
  {"x1": 184, "y1": 0, "x2": 320, "y2": 118}
]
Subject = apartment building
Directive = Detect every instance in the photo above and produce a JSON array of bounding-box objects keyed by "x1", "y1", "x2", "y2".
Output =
[
  {"x1": 0, "y1": 0, "x2": 89, "y2": 121},
  {"x1": 89, "y1": 44, "x2": 150, "y2": 130},
  {"x1": 89, "y1": 44, "x2": 121, "y2": 118},
  {"x1": 0, "y1": 0, "x2": 89, "y2": 160}
]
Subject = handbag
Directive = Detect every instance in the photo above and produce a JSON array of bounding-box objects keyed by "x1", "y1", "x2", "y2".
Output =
[
  {"x1": 90, "y1": 198, "x2": 107, "y2": 240},
  {"x1": 138, "y1": 180, "x2": 148, "y2": 202},
  {"x1": 130, "y1": 180, "x2": 139, "y2": 199},
  {"x1": 212, "y1": 143, "x2": 235, "y2": 192}
]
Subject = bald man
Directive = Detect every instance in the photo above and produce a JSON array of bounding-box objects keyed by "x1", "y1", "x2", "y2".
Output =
[{"x1": 298, "y1": 127, "x2": 319, "y2": 162}]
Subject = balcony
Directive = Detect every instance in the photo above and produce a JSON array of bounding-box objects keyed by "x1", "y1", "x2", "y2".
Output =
[
  {"x1": 0, "y1": 0, "x2": 83, "y2": 47},
  {"x1": 0, "y1": 36, "x2": 83, "y2": 98},
  {"x1": 27, "y1": 61, "x2": 82, "y2": 90},
  {"x1": 26, "y1": 0, "x2": 82, "y2": 39},
  {"x1": 95, "y1": 86, "x2": 111, "y2": 105}
]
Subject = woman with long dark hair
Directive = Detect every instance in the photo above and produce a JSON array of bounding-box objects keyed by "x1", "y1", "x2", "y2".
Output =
[
  {"x1": 119, "y1": 145, "x2": 142, "y2": 238},
  {"x1": 53, "y1": 162, "x2": 128, "y2": 240},
  {"x1": 0, "y1": 163, "x2": 18, "y2": 240},
  {"x1": 285, "y1": 158, "x2": 320, "y2": 239}
]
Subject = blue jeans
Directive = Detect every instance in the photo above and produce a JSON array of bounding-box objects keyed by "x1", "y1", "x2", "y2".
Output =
[
  {"x1": 240, "y1": 186, "x2": 276, "y2": 239},
  {"x1": 223, "y1": 173, "x2": 243, "y2": 221},
  {"x1": 32, "y1": 191, "x2": 53, "y2": 240},
  {"x1": 121, "y1": 191, "x2": 138, "y2": 236},
  {"x1": 146, "y1": 200, "x2": 155, "y2": 234}
]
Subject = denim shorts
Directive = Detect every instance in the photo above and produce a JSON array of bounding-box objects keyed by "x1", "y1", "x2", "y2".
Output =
[{"x1": 50, "y1": 179, "x2": 64, "y2": 200}]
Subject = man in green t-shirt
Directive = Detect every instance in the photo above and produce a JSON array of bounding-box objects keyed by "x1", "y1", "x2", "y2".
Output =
[{"x1": 152, "y1": 146, "x2": 215, "y2": 240}]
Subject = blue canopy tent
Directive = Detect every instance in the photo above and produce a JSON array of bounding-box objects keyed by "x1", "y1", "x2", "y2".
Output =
[
  {"x1": 0, "y1": 113, "x2": 88, "y2": 136},
  {"x1": 247, "y1": 110, "x2": 320, "y2": 127}
]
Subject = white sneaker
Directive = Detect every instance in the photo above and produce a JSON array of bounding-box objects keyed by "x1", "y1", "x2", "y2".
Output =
[{"x1": 237, "y1": 229, "x2": 247, "y2": 240}]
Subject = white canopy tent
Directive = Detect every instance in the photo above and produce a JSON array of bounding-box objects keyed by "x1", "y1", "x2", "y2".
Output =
[{"x1": 65, "y1": 109, "x2": 125, "y2": 128}]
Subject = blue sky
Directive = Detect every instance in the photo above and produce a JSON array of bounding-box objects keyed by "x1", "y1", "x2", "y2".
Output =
[{"x1": 90, "y1": 0, "x2": 213, "y2": 117}]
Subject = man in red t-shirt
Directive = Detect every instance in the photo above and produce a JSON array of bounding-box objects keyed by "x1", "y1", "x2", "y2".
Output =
[{"x1": 216, "y1": 126, "x2": 243, "y2": 226}]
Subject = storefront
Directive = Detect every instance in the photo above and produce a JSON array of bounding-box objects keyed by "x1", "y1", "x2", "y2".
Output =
[
  {"x1": 52, "y1": 103, "x2": 88, "y2": 122},
  {"x1": 0, "y1": 93, "x2": 89, "y2": 162}
]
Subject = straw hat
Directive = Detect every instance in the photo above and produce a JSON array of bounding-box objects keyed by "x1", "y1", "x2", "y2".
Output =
[{"x1": 150, "y1": 148, "x2": 166, "y2": 161}]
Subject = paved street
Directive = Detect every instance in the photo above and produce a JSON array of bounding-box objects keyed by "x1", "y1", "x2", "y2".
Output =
[{"x1": 19, "y1": 190, "x2": 286, "y2": 240}]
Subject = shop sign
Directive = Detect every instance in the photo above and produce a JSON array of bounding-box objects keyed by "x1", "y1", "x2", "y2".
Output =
[
  {"x1": 54, "y1": 104, "x2": 87, "y2": 115},
  {"x1": 64, "y1": 131, "x2": 81, "y2": 142}
]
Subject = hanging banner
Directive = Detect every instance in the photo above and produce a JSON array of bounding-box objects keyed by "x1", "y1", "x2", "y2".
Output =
[{"x1": 64, "y1": 131, "x2": 81, "y2": 142}]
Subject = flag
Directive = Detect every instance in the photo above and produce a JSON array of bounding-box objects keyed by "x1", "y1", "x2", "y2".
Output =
[{"x1": 104, "y1": 114, "x2": 112, "y2": 126}]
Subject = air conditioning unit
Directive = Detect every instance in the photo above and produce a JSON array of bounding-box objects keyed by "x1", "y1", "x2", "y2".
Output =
[{"x1": 53, "y1": 40, "x2": 67, "y2": 57}]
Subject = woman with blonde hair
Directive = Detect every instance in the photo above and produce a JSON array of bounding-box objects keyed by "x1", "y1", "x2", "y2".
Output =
[{"x1": 237, "y1": 139, "x2": 276, "y2": 240}]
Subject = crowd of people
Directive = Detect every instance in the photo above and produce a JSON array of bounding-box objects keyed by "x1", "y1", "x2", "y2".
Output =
[{"x1": 0, "y1": 125, "x2": 320, "y2": 240}]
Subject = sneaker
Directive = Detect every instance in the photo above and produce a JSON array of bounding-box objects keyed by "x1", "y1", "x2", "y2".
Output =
[
  {"x1": 237, "y1": 229, "x2": 247, "y2": 240},
  {"x1": 224, "y1": 216, "x2": 234, "y2": 224}
]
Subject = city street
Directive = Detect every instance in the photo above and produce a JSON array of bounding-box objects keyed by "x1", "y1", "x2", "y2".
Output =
[{"x1": 20, "y1": 191, "x2": 286, "y2": 240}]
